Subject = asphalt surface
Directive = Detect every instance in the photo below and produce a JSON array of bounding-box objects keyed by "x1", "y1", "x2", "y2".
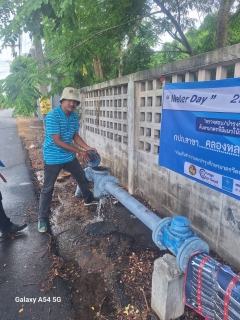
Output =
[{"x1": 0, "y1": 109, "x2": 74, "y2": 320}]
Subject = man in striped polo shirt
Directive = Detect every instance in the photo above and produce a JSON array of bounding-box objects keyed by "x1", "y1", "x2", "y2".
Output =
[{"x1": 38, "y1": 87, "x2": 99, "y2": 233}]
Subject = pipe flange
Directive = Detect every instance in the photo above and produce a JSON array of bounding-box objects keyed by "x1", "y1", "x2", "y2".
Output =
[
  {"x1": 84, "y1": 150, "x2": 101, "y2": 167},
  {"x1": 99, "y1": 175, "x2": 119, "y2": 195},
  {"x1": 152, "y1": 217, "x2": 172, "y2": 250},
  {"x1": 176, "y1": 236, "x2": 209, "y2": 272},
  {"x1": 84, "y1": 167, "x2": 94, "y2": 182}
]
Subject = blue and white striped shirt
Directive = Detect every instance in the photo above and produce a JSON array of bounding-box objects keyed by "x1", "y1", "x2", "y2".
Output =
[{"x1": 43, "y1": 106, "x2": 79, "y2": 165}]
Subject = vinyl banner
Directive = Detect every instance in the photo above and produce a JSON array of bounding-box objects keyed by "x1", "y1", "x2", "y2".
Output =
[{"x1": 159, "y1": 78, "x2": 240, "y2": 200}]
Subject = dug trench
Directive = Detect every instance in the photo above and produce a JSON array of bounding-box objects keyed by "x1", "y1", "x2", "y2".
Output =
[{"x1": 16, "y1": 116, "x2": 226, "y2": 320}]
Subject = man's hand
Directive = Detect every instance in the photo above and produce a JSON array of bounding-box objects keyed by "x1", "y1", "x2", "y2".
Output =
[
  {"x1": 81, "y1": 151, "x2": 92, "y2": 162},
  {"x1": 86, "y1": 147, "x2": 98, "y2": 153}
]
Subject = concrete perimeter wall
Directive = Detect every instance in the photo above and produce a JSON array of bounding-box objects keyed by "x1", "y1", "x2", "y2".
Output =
[{"x1": 80, "y1": 44, "x2": 240, "y2": 269}]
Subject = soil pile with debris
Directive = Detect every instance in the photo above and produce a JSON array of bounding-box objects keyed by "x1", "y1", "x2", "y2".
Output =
[{"x1": 17, "y1": 115, "x2": 234, "y2": 320}]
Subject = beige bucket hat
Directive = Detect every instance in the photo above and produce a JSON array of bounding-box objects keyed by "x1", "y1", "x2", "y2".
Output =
[{"x1": 60, "y1": 87, "x2": 80, "y2": 105}]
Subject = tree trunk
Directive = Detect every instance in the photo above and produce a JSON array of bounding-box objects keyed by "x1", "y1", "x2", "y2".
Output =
[
  {"x1": 93, "y1": 54, "x2": 103, "y2": 79},
  {"x1": 34, "y1": 39, "x2": 48, "y2": 96},
  {"x1": 117, "y1": 42, "x2": 124, "y2": 77},
  {"x1": 34, "y1": 38, "x2": 50, "y2": 120},
  {"x1": 215, "y1": 0, "x2": 232, "y2": 49},
  {"x1": 153, "y1": 0, "x2": 194, "y2": 56}
]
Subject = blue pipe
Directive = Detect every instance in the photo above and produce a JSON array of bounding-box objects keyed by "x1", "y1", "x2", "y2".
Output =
[
  {"x1": 83, "y1": 166, "x2": 209, "y2": 272},
  {"x1": 79, "y1": 157, "x2": 240, "y2": 319},
  {"x1": 104, "y1": 180, "x2": 161, "y2": 231},
  {"x1": 103, "y1": 175, "x2": 240, "y2": 319},
  {"x1": 185, "y1": 252, "x2": 240, "y2": 320}
]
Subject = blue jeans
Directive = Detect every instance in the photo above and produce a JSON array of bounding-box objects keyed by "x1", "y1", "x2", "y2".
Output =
[{"x1": 38, "y1": 158, "x2": 93, "y2": 220}]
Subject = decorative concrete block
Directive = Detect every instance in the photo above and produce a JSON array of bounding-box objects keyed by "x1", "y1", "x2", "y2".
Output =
[{"x1": 151, "y1": 254, "x2": 185, "y2": 320}]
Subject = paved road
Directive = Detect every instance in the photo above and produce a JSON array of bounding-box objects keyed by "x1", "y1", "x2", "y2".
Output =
[{"x1": 0, "y1": 109, "x2": 74, "y2": 320}]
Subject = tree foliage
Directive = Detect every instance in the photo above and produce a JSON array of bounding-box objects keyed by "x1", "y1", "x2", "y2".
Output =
[
  {"x1": 0, "y1": 92, "x2": 6, "y2": 107},
  {"x1": 0, "y1": 0, "x2": 239, "y2": 114},
  {"x1": 0, "y1": 56, "x2": 49, "y2": 116}
]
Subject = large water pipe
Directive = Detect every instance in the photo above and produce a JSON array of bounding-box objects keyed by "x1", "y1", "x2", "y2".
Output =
[
  {"x1": 80, "y1": 165, "x2": 209, "y2": 272},
  {"x1": 185, "y1": 252, "x2": 240, "y2": 319},
  {"x1": 75, "y1": 153, "x2": 240, "y2": 319}
]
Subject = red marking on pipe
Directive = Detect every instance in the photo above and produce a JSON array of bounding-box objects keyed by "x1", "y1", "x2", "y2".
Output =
[
  {"x1": 223, "y1": 275, "x2": 240, "y2": 320},
  {"x1": 184, "y1": 251, "x2": 202, "y2": 305},
  {"x1": 197, "y1": 255, "x2": 211, "y2": 314}
]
